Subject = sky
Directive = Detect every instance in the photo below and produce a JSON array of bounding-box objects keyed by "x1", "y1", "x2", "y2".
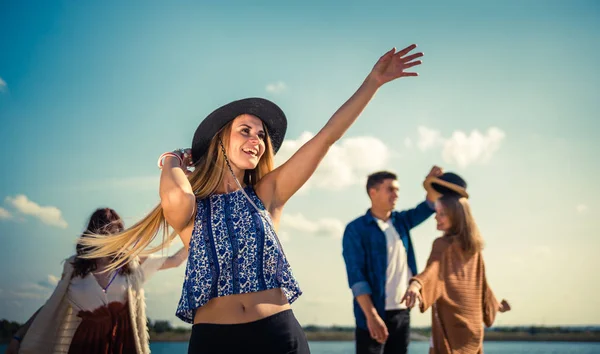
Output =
[{"x1": 0, "y1": 1, "x2": 599, "y2": 328}]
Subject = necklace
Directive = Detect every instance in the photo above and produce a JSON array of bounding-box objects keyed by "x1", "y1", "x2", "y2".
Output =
[
  {"x1": 102, "y1": 270, "x2": 119, "y2": 293},
  {"x1": 218, "y1": 139, "x2": 288, "y2": 259},
  {"x1": 94, "y1": 267, "x2": 120, "y2": 294}
]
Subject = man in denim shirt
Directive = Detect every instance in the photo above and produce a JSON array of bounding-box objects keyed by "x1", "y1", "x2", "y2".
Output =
[{"x1": 342, "y1": 166, "x2": 442, "y2": 354}]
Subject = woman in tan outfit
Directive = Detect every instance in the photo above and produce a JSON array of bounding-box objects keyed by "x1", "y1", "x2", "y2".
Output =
[{"x1": 402, "y1": 173, "x2": 510, "y2": 354}]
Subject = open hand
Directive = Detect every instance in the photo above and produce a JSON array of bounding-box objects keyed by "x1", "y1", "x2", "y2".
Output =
[{"x1": 369, "y1": 44, "x2": 423, "y2": 87}]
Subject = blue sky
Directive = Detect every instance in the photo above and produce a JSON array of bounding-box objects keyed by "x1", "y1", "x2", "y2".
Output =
[{"x1": 1, "y1": 1, "x2": 599, "y2": 327}]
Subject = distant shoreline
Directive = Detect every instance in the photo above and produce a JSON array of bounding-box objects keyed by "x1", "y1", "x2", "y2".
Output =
[
  {"x1": 3, "y1": 318, "x2": 600, "y2": 344},
  {"x1": 148, "y1": 330, "x2": 600, "y2": 343},
  {"x1": 2, "y1": 331, "x2": 599, "y2": 344}
]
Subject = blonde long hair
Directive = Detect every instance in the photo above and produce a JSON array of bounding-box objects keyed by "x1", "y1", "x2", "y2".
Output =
[
  {"x1": 439, "y1": 195, "x2": 484, "y2": 254},
  {"x1": 79, "y1": 120, "x2": 275, "y2": 271}
]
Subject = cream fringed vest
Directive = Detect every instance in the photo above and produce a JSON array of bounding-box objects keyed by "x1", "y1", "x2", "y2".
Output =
[{"x1": 19, "y1": 255, "x2": 151, "y2": 354}]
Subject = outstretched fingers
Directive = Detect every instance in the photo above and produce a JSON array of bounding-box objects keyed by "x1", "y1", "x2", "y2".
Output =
[
  {"x1": 398, "y1": 51, "x2": 423, "y2": 62},
  {"x1": 401, "y1": 71, "x2": 419, "y2": 77},
  {"x1": 395, "y1": 43, "x2": 418, "y2": 57}
]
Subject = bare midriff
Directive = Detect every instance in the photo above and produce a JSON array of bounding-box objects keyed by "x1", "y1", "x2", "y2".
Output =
[{"x1": 193, "y1": 288, "x2": 290, "y2": 325}]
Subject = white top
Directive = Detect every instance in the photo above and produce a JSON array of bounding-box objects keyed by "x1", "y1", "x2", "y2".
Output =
[
  {"x1": 67, "y1": 255, "x2": 166, "y2": 312},
  {"x1": 375, "y1": 218, "x2": 412, "y2": 310}
]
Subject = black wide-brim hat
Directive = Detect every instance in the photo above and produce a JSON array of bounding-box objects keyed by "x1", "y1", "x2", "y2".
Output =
[
  {"x1": 423, "y1": 172, "x2": 469, "y2": 200},
  {"x1": 191, "y1": 97, "x2": 287, "y2": 164}
]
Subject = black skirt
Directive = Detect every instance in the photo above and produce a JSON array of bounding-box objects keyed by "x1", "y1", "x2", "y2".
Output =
[{"x1": 188, "y1": 309, "x2": 311, "y2": 354}]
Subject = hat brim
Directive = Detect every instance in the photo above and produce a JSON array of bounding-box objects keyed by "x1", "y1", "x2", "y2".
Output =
[
  {"x1": 423, "y1": 176, "x2": 469, "y2": 201},
  {"x1": 191, "y1": 98, "x2": 287, "y2": 163}
]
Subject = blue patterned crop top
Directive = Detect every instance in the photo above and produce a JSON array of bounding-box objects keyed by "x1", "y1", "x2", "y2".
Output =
[{"x1": 176, "y1": 186, "x2": 302, "y2": 323}]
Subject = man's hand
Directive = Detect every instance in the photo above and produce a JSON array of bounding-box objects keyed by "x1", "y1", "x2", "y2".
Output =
[
  {"x1": 425, "y1": 165, "x2": 444, "y2": 202},
  {"x1": 426, "y1": 165, "x2": 443, "y2": 179},
  {"x1": 366, "y1": 313, "x2": 389, "y2": 344}
]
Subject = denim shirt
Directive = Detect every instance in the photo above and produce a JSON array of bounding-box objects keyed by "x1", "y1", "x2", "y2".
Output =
[{"x1": 342, "y1": 200, "x2": 434, "y2": 330}]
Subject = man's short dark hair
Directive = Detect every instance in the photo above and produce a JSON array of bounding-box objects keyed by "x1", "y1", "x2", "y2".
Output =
[{"x1": 366, "y1": 171, "x2": 397, "y2": 193}]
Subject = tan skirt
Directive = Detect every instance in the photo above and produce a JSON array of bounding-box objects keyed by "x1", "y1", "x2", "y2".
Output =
[{"x1": 68, "y1": 301, "x2": 136, "y2": 354}]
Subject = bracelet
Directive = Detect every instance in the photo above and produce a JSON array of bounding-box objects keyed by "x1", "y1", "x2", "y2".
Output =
[
  {"x1": 13, "y1": 334, "x2": 22, "y2": 342},
  {"x1": 410, "y1": 281, "x2": 422, "y2": 291},
  {"x1": 157, "y1": 152, "x2": 183, "y2": 169}
]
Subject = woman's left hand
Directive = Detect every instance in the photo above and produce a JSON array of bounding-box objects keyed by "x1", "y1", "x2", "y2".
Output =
[
  {"x1": 177, "y1": 148, "x2": 194, "y2": 176},
  {"x1": 499, "y1": 299, "x2": 511, "y2": 313},
  {"x1": 401, "y1": 281, "x2": 422, "y2": 309},
  {"x1": 368, "y1": 44, "x2": 423, "y2": 87}
]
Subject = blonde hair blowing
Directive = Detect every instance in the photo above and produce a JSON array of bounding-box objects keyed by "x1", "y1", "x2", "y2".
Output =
[
  {"x1": 79, "y1": 121, "x2": 275, "y2": 272},
  {"x1": 439, "y1": 195, "x2": 484, "y2": 254}
]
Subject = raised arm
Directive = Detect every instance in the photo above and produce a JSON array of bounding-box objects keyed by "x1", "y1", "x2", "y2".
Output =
[
  {"x1": 397, "y1": 200, "x2": 435, "y2": 229},
  {"x1": 140, "y1": 246, "x2": 189, "y2": 271},
  {"x1": 396, "y1": 166, "x2": 443, "y2": 229},
  {"x1": 159, "y1": 151, "x2": 196, "y2": 247},
  {"x1": 137, "y1": 247, "x2": 189, "y2": 284},
  {"x1": 258, "y1": 45, "x2": 423, "y2": 213}
]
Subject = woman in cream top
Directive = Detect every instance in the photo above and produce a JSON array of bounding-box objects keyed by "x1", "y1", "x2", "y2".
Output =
[{"x1": 6, "y1": 208, "x2": 188, "y2": 354}]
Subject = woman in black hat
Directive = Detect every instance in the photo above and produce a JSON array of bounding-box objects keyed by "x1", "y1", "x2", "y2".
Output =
[
  {"x1": 402, "y1": 173, "x2": 510, "y2": 353},
  {"x1": 79, "y1": 44, "x2": 423, "y2": 354}
]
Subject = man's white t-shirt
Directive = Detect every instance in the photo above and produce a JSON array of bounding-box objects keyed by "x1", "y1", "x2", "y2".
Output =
[{"x1": 375, "y1": 218, "x2": 412, "y2": 310}]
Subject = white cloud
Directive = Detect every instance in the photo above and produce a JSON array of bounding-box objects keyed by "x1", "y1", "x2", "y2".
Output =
[
  {"x1": 576, "y1": 204, "x2": 588, "y2": 213},
  {"x1": 0, "y1": 77, "x2": 6, "y2": 92},
  {"x1": 0, "y1": 207, "x2": 12, "y2": 219},
  {"x1": 5, "y1": 195, "x2": 68, "y2": 228},
  {"x1": 280, "y1": 213, "x2": 345, "y2": 239},
  {"x1": 38, "y1": 274, "x2": 60, "y2": 290},
  {"x1": 417, "y1": 126, "x2": 443, "y2": 151},
  {"x1": 442, "y1": 128, "x2": 505, "y2": 168},
  {"x1": 266, "y1": 81, "x2": 287, "y2": 94},
  {"x1": 415, "y1": 126, "x2": 505, "y2": 168},
  {"x1": 275, "y1": 132, "x2": 390, "y2": 192},
  {"x1": 49, "y1": 274, "x2": 60, "y2": 285},
  {"x1": 404, "y1": 138, "x2": 413, "y2": 149}
]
